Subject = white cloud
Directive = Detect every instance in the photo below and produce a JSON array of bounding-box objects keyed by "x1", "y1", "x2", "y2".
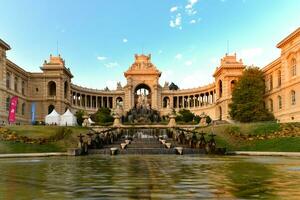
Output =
[
  {"x1": 105, "y1": 80, "x2": 118, "y2": 90},
  {"x1": 170, "y1": 6, "x2": 178, "y2": 12},
  {"x1": 185, "y1": 0, "x2": 198, "y2": 16},
  {"x1": 158, "y1": 50, "x2": 163, "y2": 54},
  {"x1": 185, "y1": 60, "x2": 193, "y2": 66},
  {"x1": 190, "y1": 19, "x2": 196, "y2": 24},
  {"x1": 123, "y1": 38, "x2": 128, "y2": 43},
  {"x1": 179, "y1": 69, "x2": 214, "y2": 89},
  {"x1": 175, "y1": 53, "x2": 183, "y2": 60},
  {"x1": 105, "y1": 62, "x2": 119, "y2": 68},
  {"x1": 160, "y1": 69, "x2": 175, "y2": 85},
  {"x1": 237, "y1": 47, "x2": 280, "y2": 67},
  {"x1": 239, "y1": 48, "x2": 263, "y2": 61},
  {"x1": 97, "y1": 56, "x2": 107, "y2": 61},
  {"x1": 189, "y1": 0, "x2": 198, "y2": 4},
  {"x1": 170, "y1": 13, "x2": 182, "y2": 29}
]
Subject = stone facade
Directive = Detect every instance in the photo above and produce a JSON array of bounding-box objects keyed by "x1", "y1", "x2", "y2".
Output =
[{"x1": 0, "y1": 28, "x2": 299, "y2": 124}]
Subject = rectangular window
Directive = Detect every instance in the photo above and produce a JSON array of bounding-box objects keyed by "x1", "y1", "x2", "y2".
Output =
[
  {"x1": 292, "y1": 66, "x2": 296, "y2": 77},
  {"x1": 278, "y1": 96, "x2": 282, "y2": 109},
  {"x1": 291, "y1": 91, "x2": 296, "y2": 105}
]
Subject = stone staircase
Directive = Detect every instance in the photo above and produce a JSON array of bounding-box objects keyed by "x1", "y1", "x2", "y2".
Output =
[
  {"x1": 89, "y1": 137, "x2": 205, "y2": 155},
  {"x1": 89, "y1": 138, "x2": 205, "y2": 155}
]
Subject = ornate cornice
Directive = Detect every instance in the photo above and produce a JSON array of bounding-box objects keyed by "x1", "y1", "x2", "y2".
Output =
[
  {"x1": 0, "y1": 39, "x2": 11, "y2": 50},
  {"x1": 277, "y1": 27, "x2": 300, "y2": 48}
]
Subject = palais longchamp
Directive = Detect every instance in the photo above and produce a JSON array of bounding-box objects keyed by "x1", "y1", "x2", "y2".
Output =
[{"x1": 1, "y1": 28, "x2": 300, "y2": 124}]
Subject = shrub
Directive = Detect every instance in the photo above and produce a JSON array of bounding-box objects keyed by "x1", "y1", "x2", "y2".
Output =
[
  {"x1": 206, "y1": 115, "x2": 212, "y2": 124},
  {"x1": 225, "y1": 126, "x2": 241, "y2": 135},
  {"x1": 48, "y1": 127, "x2": 72, "y2": 142},
  {"x1": 194, "y1": 115, "x2": 201, "y2": 123},
  {"x1": 75, "y1": 110, "x2": 85, "y2": 126},
  {"x1": 91, "y1": 107, "x2": 114, "y2": 123},
  {"x1": 176, "y1": 109, "x2": 195, "y2": 122}
]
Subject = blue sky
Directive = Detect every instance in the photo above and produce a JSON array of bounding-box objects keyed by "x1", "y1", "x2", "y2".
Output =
[{"x1": 1, "y1": 0, "x2": 300, "y2": 89}]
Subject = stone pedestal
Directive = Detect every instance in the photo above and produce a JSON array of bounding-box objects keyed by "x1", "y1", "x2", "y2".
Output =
[
  {"x1": 175, "y1": 147, "x2": 183, "y2": 155},
  {"x1": 82, "y1": 114, "x2": 90, "y2": 127},
  {"x1": 165, "y1": 143, "x2": 172, "y2": 149},
  {"x1": 168, "y1": 114, "x2": 177, "y2": 127},
  {"x1": 110, "y1": 147, "x2": 118, "y2": 155},
  {"x1": 113, "y1": 115, "x2": 122, "y2": 127},
  {"x1": 199, "y1": 113, "x2": 208, "y2": 126},
  {"x1": 120, "y1": 143, "x2": 127, "y2": 149},
  {"x1": 67, "y1": 148, "x2": 82, "y2": 156}
]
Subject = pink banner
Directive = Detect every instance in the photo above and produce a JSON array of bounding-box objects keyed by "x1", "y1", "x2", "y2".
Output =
[{"x1": 8, "y1": 96, "x2": 18, "y2": 123}]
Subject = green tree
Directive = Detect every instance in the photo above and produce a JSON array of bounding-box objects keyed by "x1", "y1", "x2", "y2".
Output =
[
  {"x1": 75, "y1": 110, "x2": 85, "y2": 126},
  {"x1": 91, "y1": 107, "x2": 114, "y2": 123},
  {"x1": 229, "y1": 66, "x2": 275, "y2": 122},
  {"x1": 176, "y1": 109, "x2": 195, "y2": 122}
]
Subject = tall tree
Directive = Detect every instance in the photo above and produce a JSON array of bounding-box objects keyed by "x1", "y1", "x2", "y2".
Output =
[{"x1": 229, "y1": 66, "x2": 275, "y2": 122}]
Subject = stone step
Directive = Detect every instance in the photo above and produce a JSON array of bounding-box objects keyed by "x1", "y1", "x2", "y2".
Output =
[{"x1": 89, "y1": 148, "x2": 206, "y2": 155}]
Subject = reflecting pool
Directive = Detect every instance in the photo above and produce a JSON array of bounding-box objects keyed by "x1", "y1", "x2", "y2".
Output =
[{"x1": 0, "y1": 155, "x2": 299, "y2": 199}]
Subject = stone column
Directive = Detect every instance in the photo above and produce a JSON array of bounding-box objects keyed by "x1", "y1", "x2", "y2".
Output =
[
  {"x1": 170, "y1": 96, "x2": 174, "y2": 108},
  {"x1": 95, "y1": 96, "x2": 98, "y2": 110}
]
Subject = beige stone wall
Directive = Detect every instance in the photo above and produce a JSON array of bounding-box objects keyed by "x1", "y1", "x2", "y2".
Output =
[
  {"x1": 1, "y1": 27, "x2": 300, "y2": 124},
  {"x1": 263, "y1": 28, "x2": 300, "y2": 122},
  {"x1": 0, "y1": 46, "x2": 6, "y2": 122}
]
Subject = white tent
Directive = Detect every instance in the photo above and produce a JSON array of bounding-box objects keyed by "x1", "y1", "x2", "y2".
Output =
[
  {"x1": 45, "y1": 109, "x2": 61, "y2": 125},
  {"x1": 60, "y1": 109, "x2": 77, "y2": 126}
]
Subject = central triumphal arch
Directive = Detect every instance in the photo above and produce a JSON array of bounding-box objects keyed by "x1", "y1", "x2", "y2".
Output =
[{"x1": 123, "y1": 54, "x2": 162, "y2": 112}]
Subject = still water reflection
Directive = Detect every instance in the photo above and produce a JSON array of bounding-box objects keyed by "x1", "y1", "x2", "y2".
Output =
[{"x1": 0, "y1": 155, "x2": 299, "y2": 199}]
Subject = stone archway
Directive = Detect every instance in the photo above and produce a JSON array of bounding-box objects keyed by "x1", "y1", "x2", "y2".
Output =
[
  {"x1": 48, "y1": 81, "x2": 56, "y2": 96},
  {"x1": 134, "y1": 83, "x2": 151, "y2": 109},
  {"x1": 48, "y1": 104, "x2": 55, "y2": 114}
]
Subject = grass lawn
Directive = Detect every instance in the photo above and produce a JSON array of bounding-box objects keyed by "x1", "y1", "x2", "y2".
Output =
[
  {"x1": 0, "y1": 125, "x2": 89, "y2": 153},
  {"x1": 196, "y1": 122, "x2": 300, "y2": 152},
  {"x1": 237, "y1": 137, "x2": 300, "y2": 152},
  {"x1": 8, "y1": 125, "x2": 88, "y2": 138}
]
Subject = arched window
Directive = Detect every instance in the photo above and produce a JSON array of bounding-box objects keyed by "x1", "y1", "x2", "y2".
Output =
[
  {"x1": 218, "y1": 80, "x2": 222, "y2": 98},
  {"x1": 22, "y1": 103, "x2": 25, "y2": 115},
  {"x1": 269, "y1": 75, "x2": 273, "y2": 90},
  {"x1": 116, "y1": 97, "x2": 123, "y2": 107},
  {"x1": 64, "y1": 81, "x2": 68, "y2": 99},
  {"x1": 163, "y1": 97, "x2": 170, "y2": 108},
  {"x1": 291, "y1": 90, "x2": 296, "y2": 105},
  {"x1": 6, "y1": 72, "x2": 11, "y2": 89},
  {"x1": 22, "y1": 81, "x2": 25, "y2": 95},
  {"x1": 277, "y1": 70, "x2": 281, "y2": 87},
  {"x1": 48, "y1": 81, "x2": 56, "y2": 96},
  {"x1": 291, "y1": 58, "x2": 296, "y2": 77},
  {"x1": 278, "y1": 96, "x2": 282, "y2": 110},
  {"x1": 48, "y1": 104, "x2": 55, "y2": 114},
  {"x1": 6, "y1": 97, "x2": 10, "y2": 111},
  {"x1": 269, "y1": 99, "x2": 273, "y2": 112},
  {"x1": 230, "y1": 80, "x2": 236, "y2": 93},
  {"x1": 14, "y1": 76, "x2": 18, "y2": 92}
]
